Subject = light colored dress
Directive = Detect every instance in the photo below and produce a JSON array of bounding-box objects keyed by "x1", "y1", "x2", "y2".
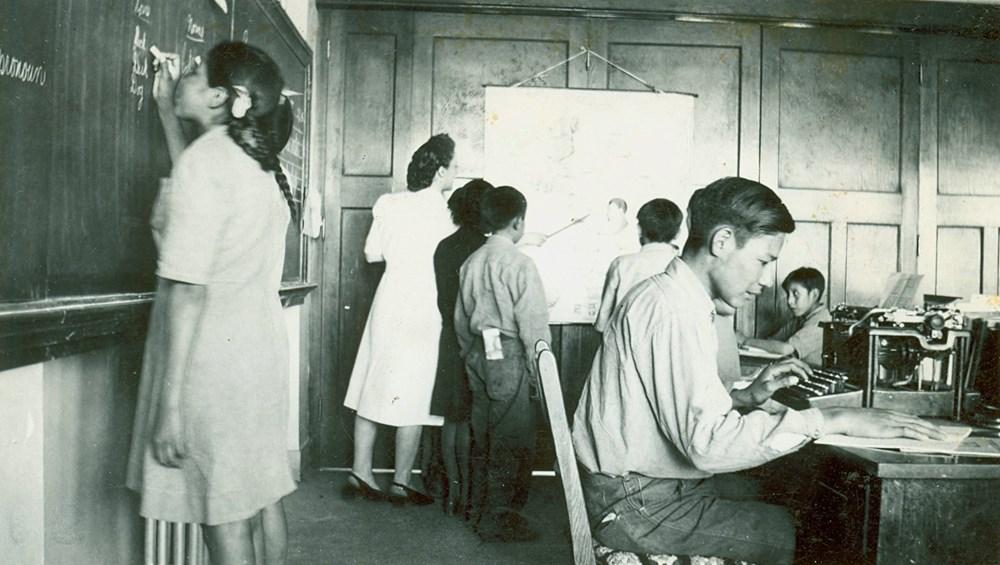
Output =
[
  {"x1": 344, "y1": 188, "x2": 455, "y2": 427},
  {"x1": 126, "y1": 126, "x2": 295, "y2": 525}
]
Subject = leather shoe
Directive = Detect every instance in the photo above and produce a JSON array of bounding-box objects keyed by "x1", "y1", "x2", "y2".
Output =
[
  {"x1": 342, "y1": 473, "x2": 388, "y2": 502},
  {"x1": 389, "y1": 482, "x2": 435, "y2": 506}
]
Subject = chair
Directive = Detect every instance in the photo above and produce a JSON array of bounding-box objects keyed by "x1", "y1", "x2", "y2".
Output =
[
  {"x1": 534, "y1": 340, "x2": 597, "y2": 565},
  {"x1": 533, "y1": 340, "x2": 751, "y2": 565}
]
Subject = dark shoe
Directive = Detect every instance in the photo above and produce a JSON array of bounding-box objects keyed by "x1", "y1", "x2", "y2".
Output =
[
  {"x1": 389, "y1": 482, "x2": 435, "y2": 506},
  {"x1": 342, "y1": 473, "x2": 388, "y2": 502}
]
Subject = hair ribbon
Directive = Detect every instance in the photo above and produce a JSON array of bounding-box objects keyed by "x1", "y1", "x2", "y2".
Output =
[{"x1": 231, "y1": 85, "x2": 252, "y2": 119}]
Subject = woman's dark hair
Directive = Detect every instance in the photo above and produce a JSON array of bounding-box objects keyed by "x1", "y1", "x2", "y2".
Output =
[
  {"x1": 207, "y1": 41, "x2": 297, "y2": 220},
  {"x1": 448, "y1": 179, "x2": 493, "y2": 229},
  {"x1": 782, "y1": 267, "x2": 826, "y2": 300},
  {"x1": 407, "y1": 134, "x2": 455, "y2": 191},
  {"x1": 480, "y1": 185, "x2": 527, "y2": 233},
  {"x1": 683, "y1": 177, "x2": 795, "y2": 254},
  {"x1": 637, "y1": 198, "x2": 683, "y2": 243}
]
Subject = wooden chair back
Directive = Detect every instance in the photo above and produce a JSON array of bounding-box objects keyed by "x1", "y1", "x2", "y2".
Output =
[{"x1": 535, "y1": 340, "x2": 597, "y2": 565}]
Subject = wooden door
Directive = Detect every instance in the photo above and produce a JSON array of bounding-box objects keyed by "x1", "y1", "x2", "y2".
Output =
[
  {"x1": 919, "y1": 35, "x2": 1000, "y2": 300},
  {"x1": 757, "y1": 27, "x2": 920, "y2": 334}
]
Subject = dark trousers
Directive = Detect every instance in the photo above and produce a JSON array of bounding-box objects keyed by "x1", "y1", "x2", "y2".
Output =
[
  {"x1": 465, "y1": 336, "x2": 537, "y2": 527},
  {"x1": 581, "y1": 471, "x2": 795, "y2": 565}
]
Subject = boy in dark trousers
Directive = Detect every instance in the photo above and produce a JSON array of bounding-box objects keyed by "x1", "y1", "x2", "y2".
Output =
[{"x1": 455, "y1": 185, "x2": 551, "y2": 542}]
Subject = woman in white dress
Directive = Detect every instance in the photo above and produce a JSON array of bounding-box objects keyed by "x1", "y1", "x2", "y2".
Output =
[{"x1": 343, "y1": 134, "x2": 458, "y2": 504}]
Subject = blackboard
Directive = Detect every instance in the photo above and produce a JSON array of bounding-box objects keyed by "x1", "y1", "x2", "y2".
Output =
[{"x1": 0, "y1": 0, "x2": 312, "y2": 303}]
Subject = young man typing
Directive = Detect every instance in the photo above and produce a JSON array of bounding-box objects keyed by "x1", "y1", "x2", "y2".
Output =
[{"x1": 572, "y1": 177, "x2": 945, "y2": 564}]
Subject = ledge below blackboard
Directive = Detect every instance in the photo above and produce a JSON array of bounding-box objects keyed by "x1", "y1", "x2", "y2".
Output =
[{"x1": 0, "y1": 283, "x2": 317, "y2": 372}]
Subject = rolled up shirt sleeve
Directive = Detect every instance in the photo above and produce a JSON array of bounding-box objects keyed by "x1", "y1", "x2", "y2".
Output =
[{"x1": 645, "y1": 311, "x2": 825, "y2": 475}]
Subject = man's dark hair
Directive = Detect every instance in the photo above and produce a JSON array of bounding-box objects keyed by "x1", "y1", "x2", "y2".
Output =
[
  {"x1": 480, "y1": 185, "x2": 527, "y2": 233},
  {"x1": 683, "y1": 177, "x2": 795, "y2": 254},
  {"x1": 447, "y1": 179, "x2": 493, "y2": 229},
  {"x1": 637, "y1": 198, "x2": 683, "y2": 244},
  {"x1": 782, "y1": 267, "x2": 826, "y2": 300}
]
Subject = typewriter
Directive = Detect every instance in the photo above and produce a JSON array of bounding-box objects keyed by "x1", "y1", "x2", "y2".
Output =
[{"x1": 772, "y1": 305, "x2": 975, "y2": 417}]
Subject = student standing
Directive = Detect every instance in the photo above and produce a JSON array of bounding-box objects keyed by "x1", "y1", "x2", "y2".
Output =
[
  {"x1": 594, "y1": 198, "x2": 683, "y2": 332},
  {"x1": 572, "y1": 177, "x2": 945, "y2": 564},
  {"x1": 127, "y1": 42, "x2": 297, "y2": 564},
  {"x1": 455, "y1": 186, "x2": 550, "y2": 541},
  {"x1": 343, "y1": 134, "x2": 458, "y2": 505},
  {"x1": 738, "y1": 267, "x2": 832, "y2": 366},
  {"x1": 431, "y1": 179, "x2": 494, "y2": 517}
]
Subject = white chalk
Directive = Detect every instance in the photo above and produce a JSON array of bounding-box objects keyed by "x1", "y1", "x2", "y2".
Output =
[{"x1": 149, "y1": 46, "x2": 179, "y2": 80}]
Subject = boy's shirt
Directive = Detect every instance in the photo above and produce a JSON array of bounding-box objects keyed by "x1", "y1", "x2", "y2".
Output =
[
  {"x1": 455, "y1": 235, "x2": 551, "y2": 359},
  {"x1": 768, "y1": 304, "x2": 832, "y2": 366},
  {"x1": 572, "y1": 258, "x2": 824, "y2": 479},
  {"x1": 594, "y1": 242, "x2": 678, "y2": 332}
]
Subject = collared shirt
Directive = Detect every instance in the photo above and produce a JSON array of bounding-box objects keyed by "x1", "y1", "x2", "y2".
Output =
[
  {"x1": 769, "y1": 305, "x2": 832, "y2": 366},
  {"x1": 455, "y1": 235, "x2": 552, "y2": 358},
  {"x1": 572, "y1": 258, "x2": 825, "y2": 479},
  {"x1": 714, "y1": 313, "x2": 742, "y2": 390},
  {"x1": 594, "y1": 242, "x2": 678, "y2": 332}
]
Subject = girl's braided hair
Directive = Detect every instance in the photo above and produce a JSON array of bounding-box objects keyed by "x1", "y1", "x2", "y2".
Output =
[{"x1": 207, "y1": 41, "x2": 297, "y2": 221}]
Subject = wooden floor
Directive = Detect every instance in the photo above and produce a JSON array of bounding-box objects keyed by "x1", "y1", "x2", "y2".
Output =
[{"x1": 284, "y1": 470, "x2": 574, "y2": 565}]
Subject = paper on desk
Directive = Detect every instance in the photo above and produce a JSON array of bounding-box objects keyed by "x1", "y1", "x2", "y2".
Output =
[
  {"x1": 816, "y1": 423, "x2": 972, "y2": 453},
  {"x1": 899, "y1": 436, "x2": 1000, "y2": 458},
  {"x1": 737, "y1": 345, "x2": 784, "y2": 360}
]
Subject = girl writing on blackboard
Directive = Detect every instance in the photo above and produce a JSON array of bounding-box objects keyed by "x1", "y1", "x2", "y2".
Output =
[{"x1": 126, "y1": 41, "x2": 296, "y2": 565}]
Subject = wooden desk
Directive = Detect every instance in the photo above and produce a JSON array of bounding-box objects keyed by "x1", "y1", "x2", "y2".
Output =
[{"x1": 776, "y1": 444, "x2": 1000, "y2": 564}]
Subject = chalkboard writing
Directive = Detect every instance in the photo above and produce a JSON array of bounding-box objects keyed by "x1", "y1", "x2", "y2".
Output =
[
  {"x1": 0, "y1": 46, "x2": 47, "y2": 86},
  {"x1": 0, "y1": 0, "x2": 311, "y2": 302}
]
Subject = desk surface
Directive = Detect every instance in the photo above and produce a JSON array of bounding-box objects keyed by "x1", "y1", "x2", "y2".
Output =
[{"x1": 827, "y1": 444, "x2": 1000, "y2": 479}]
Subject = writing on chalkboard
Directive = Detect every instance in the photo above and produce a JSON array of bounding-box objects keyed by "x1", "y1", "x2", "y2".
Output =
[
  {"x1": 0, "y1": 46, "x2": 47, "y2": 87},
  {"x1": 133, "y1": 0, "x2": 152, "y2": 23},
  {"x1": 186, "y1": 14, "x2": 206, "y2": 43},
  {"x1": 130, "y1": 26, "x2": 150, "y2": 111},
  {"x1": 129, "y1": 0, "x2": 152, "y2": 111},
  {"x1": 180, "y1": 13, "x2": 207, "y2": 77}
]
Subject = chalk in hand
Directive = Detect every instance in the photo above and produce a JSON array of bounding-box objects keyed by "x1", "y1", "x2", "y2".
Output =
[{"x1": 149, "y1": 46, "x2": 178, "y2": 80}]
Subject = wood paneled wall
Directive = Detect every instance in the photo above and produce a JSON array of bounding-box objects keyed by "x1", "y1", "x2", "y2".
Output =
[{"x1": 313, "y1": 5, "x2": 1000, "y2": 467}]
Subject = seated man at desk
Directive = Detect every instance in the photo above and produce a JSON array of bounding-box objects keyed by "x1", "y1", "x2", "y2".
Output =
[
  {"x1": 738, "y1": 267, "x2": 832, "y2": 366},
  {"x1": 571, "y1": 177, "x2": 945, "y2": 565}
]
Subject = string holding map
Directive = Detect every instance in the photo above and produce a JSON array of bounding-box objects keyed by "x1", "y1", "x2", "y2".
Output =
[{"x1": 507, "y1": 46, "x2": 697, "y2": 97}]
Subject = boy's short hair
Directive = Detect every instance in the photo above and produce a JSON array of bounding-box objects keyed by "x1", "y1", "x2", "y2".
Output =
[
  {"x1": 608, "y1": 198, "x2": 628, "y2": 213},
  {"x1": 782, "y1": 267, "x2": 826, "y2": 300},
  {"x1": 684, "y1": 177, "x2": 795, "y2": 253},
  {"x1": 480, "y1": 185, "x2": 527, "y2": 233},
  {"x1": 448, "y1": 179, "x2": 493, "y2": 229},
  {"x1": 637, "y1": 198, "x2": 683, "y2": 243}
]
